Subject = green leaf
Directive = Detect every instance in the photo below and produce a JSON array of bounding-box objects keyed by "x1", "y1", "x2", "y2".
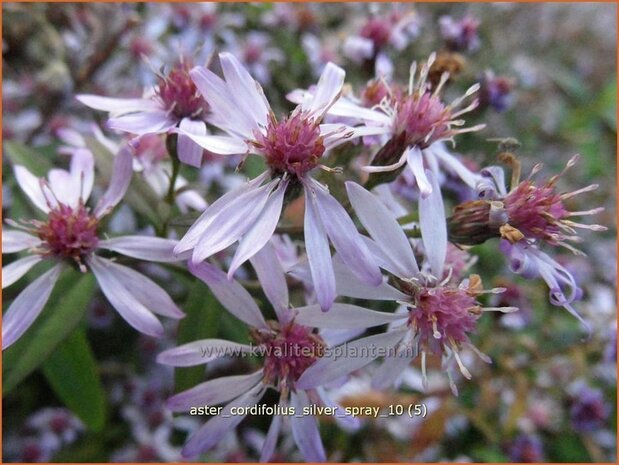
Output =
[
  {"x1": 3, "y1": 141, "x2": 56, "y2": 176},
  {"x1": 243, "y1": 154, "x2": 267, "y2": 179},
  {"x1": 3, "y1": 268, "x2": 96, "y2": 394},
  {"x1": 42, "y1": 328, "x2": 107, "y2": 432},
  {"x1": 174, "y1": 281, "x2": 223, "y2": 393}
]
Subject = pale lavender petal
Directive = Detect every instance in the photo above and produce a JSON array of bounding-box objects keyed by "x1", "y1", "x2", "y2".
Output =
[
  {"x1": 157, "y1": 339, "x2": 253, "y2": 367},
  {"x1": 290, "y1": 390, "x2": 326, "y2": 462},
  {"x1": 2, "y1": 230, "x2": 41, "y2": 253},
  {"x1": 88, "y1": 256, "x2": 164, "y2": 337},
  {"x1": 57, "y1": 127, "x2": 85, "y2": 147},
  {"x1": 295, "y1": 328, "x2": 408, "y2": 389},
  {"x1": 293, "y1": 303, "x2": 405, "y2": 329},
  {"x1": 2, "y1": 263, "x2": 63, "y2": 349},
  {"x1": 97, "y1": 259, "x2": 183, "y2": 319},
  {"x1": 188, "y1": 261, "x2": 268, "y2": 329},
  {"x1": 167, "y1": 370, "x2": 264, "y2": 411},
  {"x1": 431, "y1": 143, "x2": 482, "y2": 189},
  {"x1": 407, "y1": 146, "x2": 432, "y2": 198},
  {"x1": 303, "y1": 182, "x2": 336, "y2": 312},
  {"x1": 177, "y1": 118, "x2": 206, "y2": 167},
  {"x1": 107, "y1": 111, "x2": 175, "y2": 135},
  {"x1": 13, "y1": 165, "x2": 49, "y2": 213},
  {"x1": 69, "y1": 148, "x2": 95, "y2": 204},
  {"x1": 333, "y1": 254, "x2": 408, "y2": 300},
  {"x1": 93, "y1": 144, "x2": 133, "y2": 218},
  {"x1": 371, "y1": 352, "x2": 412, "y2": 390},
  {"x1": 175, "y1": 172, "x2": 269, "y2": 254},
  {"x1": 319, "y1": 328, "x2": 365, "y2": 348},
  {"x1": 98, "y1": 236, "x2": 181, "y2": 262},
  {"x1": 228, "y1": 179, "x2": 288, "y2": 278},
  {"x1": 76, "y1": 95, "x2": 161, "y2": 114},
  {"x1": 189, "y1": 66, "x2": 256, "y2": 140},
  {"x1": 47, "y1": 169, "x2": 74, "y2": 206},
  {"x1": 191, "y1": 179, "x2": 278, "y2": 264},
  {"x1": 174, "y1": 129, "x2": 248, "y2": 156},
  {"x1": 315, "y1": 387, "x2": 360, "y2": 431},
  {"x1": 327, "y1": 97, "x2": 392, "y2": 125},
  {"x1": 176, "y1": 189, "x2": 208, "y2": 212},
  {"x1": 2, "y1": 255, "x2": 43, "y2": 288},
  {"x1": 419, "y1": 169, "x2": 447, "y2": 278},
  {"x1": 322, "y1": 124, "x2": 390, "y2": 150},
  {"x1": 346, "y1": 181, "x2": 419, "y2": 277},
  {"x1": 219, "y1": 52, "x2": 270, "y2": 128},
  {"x1": 343, "y1": 36, "x2": 374, "y2": 62},
  {"x1": 181, "y1": 383, "x2": 266, "y2": 459},
  {"x1": 249, "y1": 242, "x2": 290, "y2": 323},
  {"x1": 304, "y1": 62, "x2": 345, "y2": 117},
  {"x1": 260, "y1": 399, "x2": 284, "y2": 462},
  {"x1": 310, "y1": 179, "x2": 382, "y2": 286}
]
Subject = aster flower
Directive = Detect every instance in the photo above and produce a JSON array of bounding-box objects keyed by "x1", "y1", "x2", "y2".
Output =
[
  {"x1": 77, "y1": 58, "x2": 211, "y2": 168},
  {"x1": 289, "y1": 53, "x2": 485, "y2": 196},
  {"x1": 568, "y1": 383, "x2": 610, "y2": 433},
  {"x1": 172, "y1": 52, "x2": 383, "y2": 311},
  {"x1": 295, "y1": 178, "x2": 516, "y2": 395},
  {"x1": 157, "y1": 243, "x2": 390, "y2": 461},
  {"x1": 448, "y1": 154, "x2": 606, "y2": 328},
  {"x1": 222, "y1": 31, "x2": 284, "y2": 85},
  {"x1": 2, "y1": 145, "x2": 184, "y2": 349},
  {"x1": 343, "y1": 8, "x2": 420, "y2": 70},
  {"x1": 439, "y1": 15, "x2": 481, "y2": 53}
]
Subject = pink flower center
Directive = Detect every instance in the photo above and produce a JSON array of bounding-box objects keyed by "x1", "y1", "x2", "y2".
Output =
[
  {"x1": 157, "y1": 63, "x2": 209, "y2": 119},
  {"x1": 361, "y1": 18, "x2": 392, "y2": 49},
  {"x1": 407, "y1": 286, "x2": 479, "y2": 355},
  {"x1": 504, "y1": 181, "x2": 568, "y2": 243},
  {"x1": 394, "y1": 92, "x2": 453, "y2": 148},
  {"x1": 253, "y1": 112, "x2": 325, "y2": 178},
  {"x1": 37, "y1": 204, "x2": 99, "y2": 263},
  {"x1": 254, "y1": 322, "x2": 325, "y2": 389}
]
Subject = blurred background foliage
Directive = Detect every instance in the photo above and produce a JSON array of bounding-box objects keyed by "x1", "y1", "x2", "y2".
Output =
[{"x1": 2, "y1": 2, "x2": 617, "y2": 463}]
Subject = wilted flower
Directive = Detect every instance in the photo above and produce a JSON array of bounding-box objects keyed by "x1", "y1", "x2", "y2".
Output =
[
  {"x1": 157, "y1": 244, "x2": 373, "y2": 461},
  {"x1": 2, "y1": 145, "x2": 184, "y2": 349},
  {"x1": 172, "y1": 52, "x2": 383, "y2": 311},
  {"x1": 448, "y1": 154, "x2": 606, "y2": 328}
]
